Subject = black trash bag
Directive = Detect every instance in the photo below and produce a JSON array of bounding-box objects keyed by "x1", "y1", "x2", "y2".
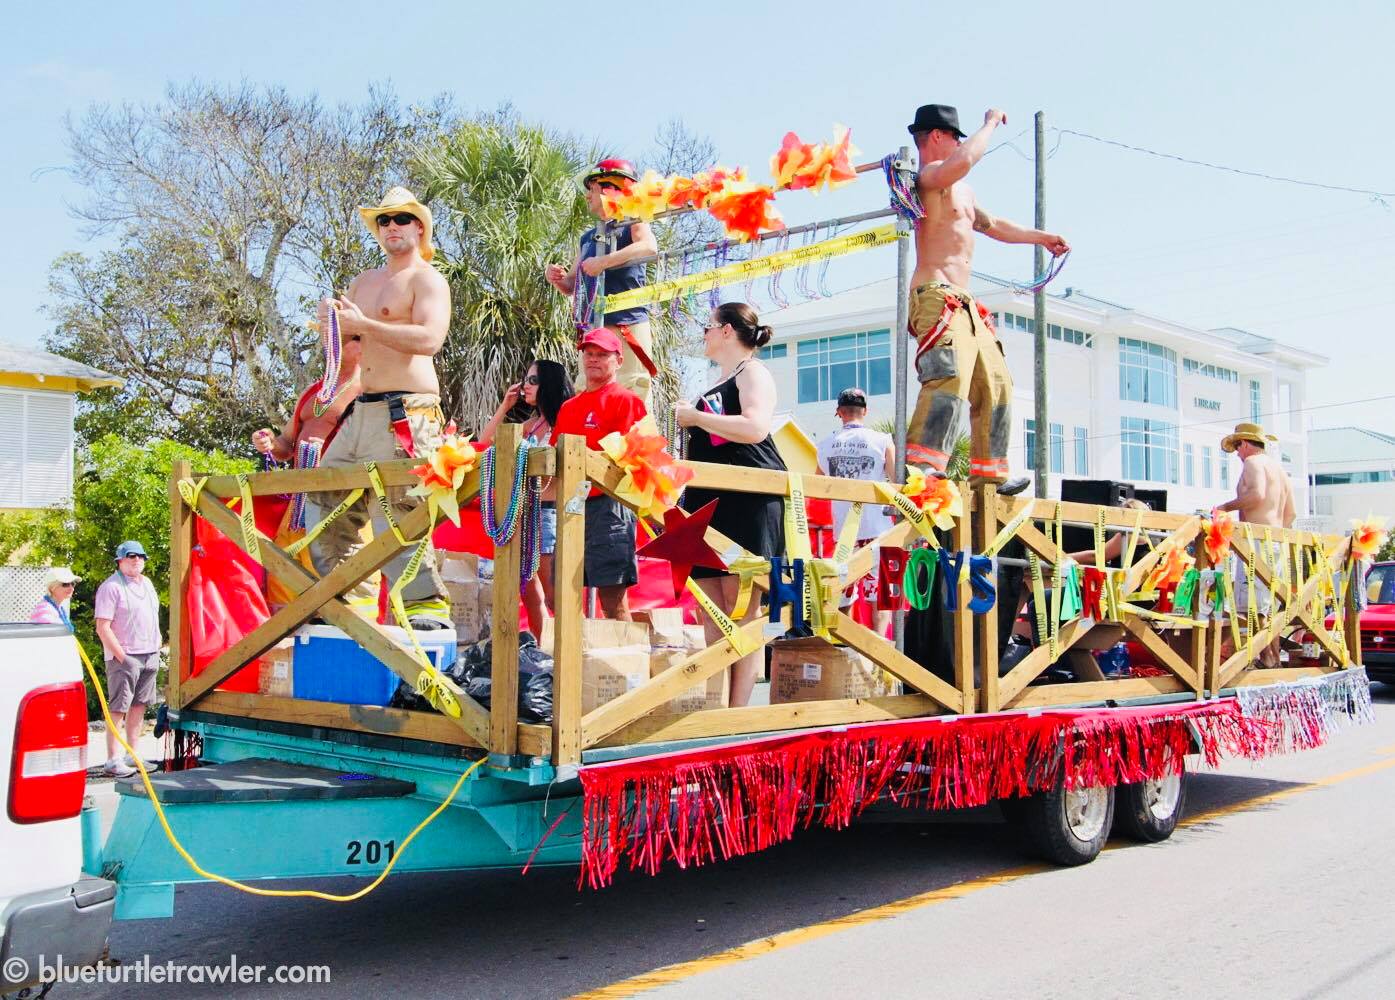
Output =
[{"x1": 397, "y1": 631, "x2": 555, "y2": 724}]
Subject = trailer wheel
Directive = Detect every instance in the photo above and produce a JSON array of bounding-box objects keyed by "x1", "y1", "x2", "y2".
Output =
[
  {"x1": 1016, "y1": 781, "x2": 1115, "y2": 866},
  {"x1": 1114, "y1": 764, "x2": 1187, "y2": 843}
]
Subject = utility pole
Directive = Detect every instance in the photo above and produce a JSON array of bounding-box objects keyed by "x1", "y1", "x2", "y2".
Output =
[{"x1": 1032, "y1": 111, "x2": 1049, "y2": 498}]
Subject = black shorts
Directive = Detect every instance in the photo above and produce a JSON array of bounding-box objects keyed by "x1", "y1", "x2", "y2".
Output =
[{"x1": 585, "y1": 495, "x2": 638, "y2": 587}]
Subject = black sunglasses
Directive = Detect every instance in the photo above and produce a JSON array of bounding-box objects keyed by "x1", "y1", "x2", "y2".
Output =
[
  {"x1": 376, "y1": 212, "x2": 418, "y2": 228},
  {"x1": 524, "y1": 375, "x2": 541, "y2": 385}
]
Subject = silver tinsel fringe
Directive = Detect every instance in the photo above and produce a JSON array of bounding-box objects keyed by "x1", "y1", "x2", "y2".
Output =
[{"x1": 1235, "y1": 667, "x2": 1374, "y2": 754}]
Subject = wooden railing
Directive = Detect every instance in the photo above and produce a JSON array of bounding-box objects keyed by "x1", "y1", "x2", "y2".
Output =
[{"x1": 168, "y1": 431, "x2": 1362, "y2": 768}]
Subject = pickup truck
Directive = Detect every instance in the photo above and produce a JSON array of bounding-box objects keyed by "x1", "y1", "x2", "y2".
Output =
[{"x1": 1, "y1": 622, "x2": 114, "y2": 992}]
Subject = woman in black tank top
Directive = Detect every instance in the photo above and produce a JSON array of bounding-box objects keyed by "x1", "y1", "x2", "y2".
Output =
[{"x1": 674, "y1": 302, "x2": 786, "y2": 707}]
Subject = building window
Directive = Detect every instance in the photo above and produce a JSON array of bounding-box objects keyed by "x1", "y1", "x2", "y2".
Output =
[
  {"x1": 758, "y1": 343, "x2": 787, "y2": 360},
  {"x1": 1024, "y1": 419, "x2": 1036, "y2": 469},
  {"x1": 1049, "y1": 423, "x2": 1065, "y2": 475},
  {"x1": 0, "y1": 389, "x2": 75, "y2": 509},
  {"x1": 999, "y1": 314, "x2": 1092, "y2": 347},
  {"x1": 1220, "y1": 456, "x2": 1230, "y2": 490},
  {"x1": 1183, "y1": 358, "x2": 1239, "y2": 383},
  {"x1": 1249, "y1": 379, "x2": 1262, "y2": 421},
  {"x1": 1315, "y1": 496, "x2": 1334, "y2": 516},
  {"x1": 1118, "y1": 338, "x2": 1177, "y2": 408},
  {"x1": 1184, "y1": 443, "x2": 1194, "y2": 486},
  {"x1": 1202, "y1": 446, "x2": 1214, "y2": 488},
  {"x1": 1279, "y1": 381, "x2": 1299, "y2": 432},
  {"x1": 1312, "y1": 470, "x2": 1395, "y2": 485},
  {"x1": 795, "y1": 330, "x2": 891, "y2": 404},
  {"x1": 1120, "y1": 417, "x2": 1178, "y2": 484},
  {"x1": 1074, "y1": 427, "x2": 1089, "y2": 475}
]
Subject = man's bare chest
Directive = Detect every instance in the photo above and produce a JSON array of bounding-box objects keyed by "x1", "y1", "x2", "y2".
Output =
[{"x1": 354, "y1": 273, "x2": 416, "y2": 322}]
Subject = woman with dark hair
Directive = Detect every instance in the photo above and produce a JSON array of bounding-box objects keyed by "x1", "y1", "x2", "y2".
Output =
[
  {"x1": 674, "y1": 302, "x2": 787, "y2": 707},
  {"x1": 483, "y1": 358, "x2": 573, "y2": 622}
]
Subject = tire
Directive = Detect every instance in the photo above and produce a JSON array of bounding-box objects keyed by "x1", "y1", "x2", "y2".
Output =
[
  {"x1": 1114, "y1": 762, "x2": 1188, "y2": 843},
  {"x1": 1015, "y1": 780, "x2": 1115, "y2": 866}
]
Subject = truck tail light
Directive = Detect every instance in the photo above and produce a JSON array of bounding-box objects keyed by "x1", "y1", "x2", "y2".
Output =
[{"x1": 8, "y1": 682, "x2": 88, "y2": 824}]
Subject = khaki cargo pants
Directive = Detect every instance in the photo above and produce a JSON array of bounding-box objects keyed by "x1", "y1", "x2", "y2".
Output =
[
  {"x1": 907, "y1": 282, "x2": 1013, "y2": 482},
  {"x1": 306, "y1": 393, "x2": 448, "y2": 606}
]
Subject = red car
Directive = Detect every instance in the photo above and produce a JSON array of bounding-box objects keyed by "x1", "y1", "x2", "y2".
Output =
[{"x1": 1320, "y1": 560, "x2": 1395, "y2": 684}]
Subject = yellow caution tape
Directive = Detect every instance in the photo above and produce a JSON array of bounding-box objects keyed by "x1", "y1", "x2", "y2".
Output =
[{"x1": 605, "y1": 224, "x2": 899, "y2": 312}]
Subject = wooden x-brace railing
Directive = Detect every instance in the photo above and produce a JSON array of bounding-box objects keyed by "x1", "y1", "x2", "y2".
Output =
[{"x1": 175, "y1": 459, "x2": 492, "y2": 747}]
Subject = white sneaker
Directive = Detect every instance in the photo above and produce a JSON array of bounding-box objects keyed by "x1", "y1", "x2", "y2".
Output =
[
  {"x1": 103, "y1": 758, "x2": 136, "y2": 777},
  {"x1": 122, "y1": 753, "x2": 146, "y2": 770}
]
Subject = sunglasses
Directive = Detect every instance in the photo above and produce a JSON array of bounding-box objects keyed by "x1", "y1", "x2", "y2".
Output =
[
  {"x1": 524, "y1": 375, "x2": 541, "y2": 385},
  {"x1": 121, "y1": 554, "x2": 147, "y2": 560},
  {"x1": 376, "y1": 212, "x2": 418, "y2": 228},
  {"x1": 57, "y1": 581, "x2": 76, "y2": 588}
]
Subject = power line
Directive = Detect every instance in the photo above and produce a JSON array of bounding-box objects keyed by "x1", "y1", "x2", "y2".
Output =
[{"x1": 1053, "y1": 128, "x2": 1395, "y2": 203}]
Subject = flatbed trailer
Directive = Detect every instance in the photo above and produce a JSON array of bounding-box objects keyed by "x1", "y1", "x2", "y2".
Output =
[{"x1": 93, "y1": 427, "x2": 1372, "y2": 918}]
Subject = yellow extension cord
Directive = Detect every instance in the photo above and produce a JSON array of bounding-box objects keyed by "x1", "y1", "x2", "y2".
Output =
[{"x1": 76, "y1": 639, "x2": 484, "y2": 902}]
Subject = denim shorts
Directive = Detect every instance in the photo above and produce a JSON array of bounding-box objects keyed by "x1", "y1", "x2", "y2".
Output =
[{"x1": 539, "y1": 502, "x2": 557, "y2": 556}]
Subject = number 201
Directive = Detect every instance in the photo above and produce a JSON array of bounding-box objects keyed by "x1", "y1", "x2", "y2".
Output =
[{"x1": 345, "y1": 839, "x2": 396, "y2": 866}]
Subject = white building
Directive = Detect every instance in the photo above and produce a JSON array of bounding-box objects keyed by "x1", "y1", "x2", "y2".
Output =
[
  {"x1": 1306, "y1": 427, "x2": 1395, "y2": 535},
  {"x1": 756, "y1": 276, "x2": 1325, "y2": 516}
]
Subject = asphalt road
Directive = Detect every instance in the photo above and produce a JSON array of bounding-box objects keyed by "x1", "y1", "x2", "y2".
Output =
[{"x1": 69, "y1": 682, "x2": 1395, "y2": 1000}]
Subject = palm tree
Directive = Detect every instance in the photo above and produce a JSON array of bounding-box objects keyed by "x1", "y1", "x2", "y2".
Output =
[
  {"x1": 414, "y1": 109, "x2": 596, "y2": 431},
  {"x1": 413, "y1": 109, "x2": 697, "y2": 436}
]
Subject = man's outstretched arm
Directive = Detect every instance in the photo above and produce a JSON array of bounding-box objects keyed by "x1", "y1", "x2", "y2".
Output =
[
  {"x1": 974, "y1": 205, "x2": 1070, "y2": 255},
  {"x1": 919, "y1": 109, "x2": 1007, "y2": 190}
]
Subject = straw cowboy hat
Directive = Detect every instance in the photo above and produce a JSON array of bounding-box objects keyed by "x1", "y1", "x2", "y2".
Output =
[
  {"x1": 358, "y1": 187, "x2": 434, "y2": 262},
  {"x1": 1221, "y1": 422, "x2": 1278, "y2": 453}
]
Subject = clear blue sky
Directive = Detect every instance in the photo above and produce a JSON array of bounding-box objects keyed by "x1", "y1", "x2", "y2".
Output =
[{"x1": 5, "y1": 0, "x2": 1392, "y2": 430}]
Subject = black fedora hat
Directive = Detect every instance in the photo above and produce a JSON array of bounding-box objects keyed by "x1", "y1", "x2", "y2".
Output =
[{"x1": 908, "y1": 104, "x2": 966, "y2": 139}]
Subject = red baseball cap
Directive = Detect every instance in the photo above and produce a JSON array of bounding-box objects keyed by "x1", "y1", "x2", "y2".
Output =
[{"x1": 578, "y1": 328, "x2": 623, "y2": 354}]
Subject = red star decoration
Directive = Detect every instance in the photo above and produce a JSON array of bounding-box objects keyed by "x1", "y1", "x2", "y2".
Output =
[{"x1": 637, "y1": 500, "x2": 728, "y2": 598}]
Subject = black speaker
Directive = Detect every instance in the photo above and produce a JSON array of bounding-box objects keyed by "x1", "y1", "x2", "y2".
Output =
[
  {"x1": 1060, "y1": 480, "x2": 1134, "y2": 553},
  {"x1": 1061, "y1": 478, "x2": 1134, "y2": 508},
  {"x1": 1133, "y1": 487, "x2": 1168, "y2": 513}
]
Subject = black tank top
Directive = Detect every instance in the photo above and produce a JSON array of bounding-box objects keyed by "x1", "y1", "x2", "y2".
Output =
[{"x1": 685, "y1": 364, "x2": 787, "y2": 471}]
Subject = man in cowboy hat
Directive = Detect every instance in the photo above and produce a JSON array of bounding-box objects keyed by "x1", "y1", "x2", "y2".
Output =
[
  {"x1": 304, "y1": 186, "x2": 453, "y2": 626},
  {"x1": 904, "y1": 103, "x2": 1069, "y2": 496},
  {"x1": 545, "y1": 158, "x2": 659, "y2": 406},
  {"x1": 1216, "y1": 422, "x2": 1295, "y2": 666}
]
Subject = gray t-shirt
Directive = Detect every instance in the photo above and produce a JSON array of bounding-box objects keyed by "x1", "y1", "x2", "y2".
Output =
[{"x1": 817, "y1": 424, "x2": 894, "y2": 540}]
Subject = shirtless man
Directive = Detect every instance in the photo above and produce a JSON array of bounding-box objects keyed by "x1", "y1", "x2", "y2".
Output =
[
  {"x1": 905, "y1": 104, "x2": 1069, "y2": 495},
  {"x1": 1216, "y1": 422, "x2": 1295, "y2": 666},
  {"x1": 304, "y1": 186, "x2": 453, "y2": 627}
]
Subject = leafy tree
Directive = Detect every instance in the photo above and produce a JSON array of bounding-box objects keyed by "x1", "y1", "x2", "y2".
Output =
[
  {"x1": 45, "y1": 81, "x2": 449, "y2": 451},
  {"x1": 0, "y1": 436, "x2": 252, "y2": 711}
]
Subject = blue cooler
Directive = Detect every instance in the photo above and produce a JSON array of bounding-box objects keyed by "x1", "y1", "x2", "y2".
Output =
[{"x1": 292, "y1": 624, "x2": 458, "y2": 706}]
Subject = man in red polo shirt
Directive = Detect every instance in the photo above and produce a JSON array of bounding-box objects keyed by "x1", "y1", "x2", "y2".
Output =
[{"x1": 551, "y1": 328, "x2": 648, "y2": 620}]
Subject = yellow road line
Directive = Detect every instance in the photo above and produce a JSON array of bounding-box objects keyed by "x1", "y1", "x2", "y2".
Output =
[{"x1": 571, "y1": 751, "x2": 1395, "y2": 1000}]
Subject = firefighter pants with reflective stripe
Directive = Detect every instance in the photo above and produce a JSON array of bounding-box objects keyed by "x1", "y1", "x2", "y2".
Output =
[
  {"x1": 906, "y1": 282, "x2": 1013, "y2": 481},
  {"x1": 306, "y1": 393, "x2": 448, "y2": 606}
]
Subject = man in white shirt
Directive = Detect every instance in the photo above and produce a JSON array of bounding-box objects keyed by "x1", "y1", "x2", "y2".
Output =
[{"x1": 816, "y1": 388, "x2": 897, "y2": 635}]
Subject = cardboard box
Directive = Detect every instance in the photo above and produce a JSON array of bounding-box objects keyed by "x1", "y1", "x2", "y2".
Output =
[
  {"x1": 477, "y1": 576, "x2": 494, "y2": 639},
  {"x1": 633, "y1": 607, "x2": 689, "y2": 646},
  {"x1": 650, "y1": 624, "x2": 728, "y2": 713},
  {"x1": 769, "y1": 637, "x2": 896, "y2": 704},
  {"x1": 257, "y1": 639, "x2": 294, "y2": 698},
  {"x1": 579, "y1": 619, "x2": 651, "y2": 715},
  {"x1": 441, "y1": 553, "x2": 482, "y2": 643}
]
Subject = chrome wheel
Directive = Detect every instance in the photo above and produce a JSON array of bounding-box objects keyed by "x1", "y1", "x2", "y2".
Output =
[
  {"x1": 1064, "y1": 784, "x2": 1110, "y2": 842},
  {"x1": 1142, "y1": 772, "x2": 1183, "y2": 821}
]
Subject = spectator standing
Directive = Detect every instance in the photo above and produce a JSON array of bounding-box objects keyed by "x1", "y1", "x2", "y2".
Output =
[{"x1": 93, "y1": 541, "x2": 162, "y2": 777}]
